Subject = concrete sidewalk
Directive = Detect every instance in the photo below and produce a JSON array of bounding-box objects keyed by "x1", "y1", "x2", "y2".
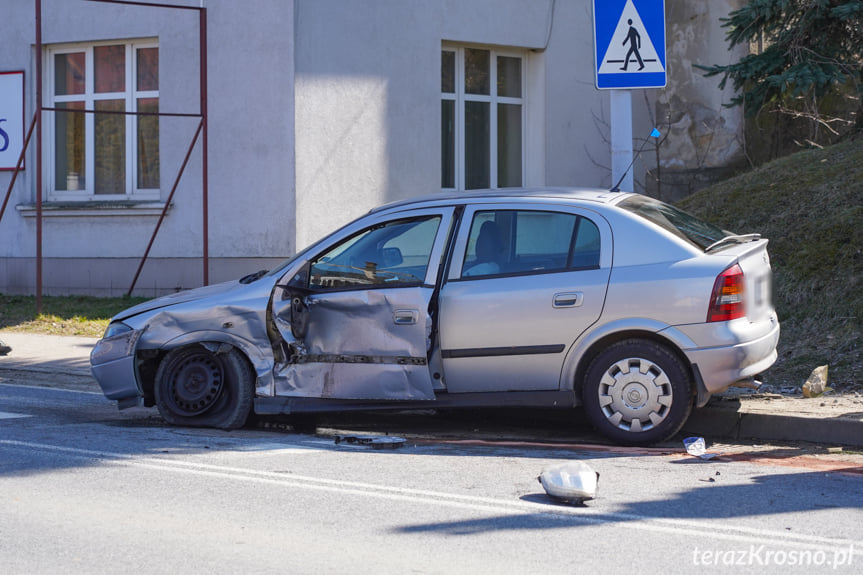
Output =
[{"x1": 1, "y1": 331, "x2": 861, "y2": 447}]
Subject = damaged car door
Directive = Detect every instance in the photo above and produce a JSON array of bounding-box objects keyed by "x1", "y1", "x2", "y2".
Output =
[{"x1": 271, "y1": 208, "x2": 453, "y2": 400}]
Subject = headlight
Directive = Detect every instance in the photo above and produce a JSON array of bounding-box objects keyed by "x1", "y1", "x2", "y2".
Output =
[
  {"x1": 91, "y1": 324, "x2": 142, "y2": 365},
  {"x1": 103, "y1": 322, "x2": 133, "y2": 339}
]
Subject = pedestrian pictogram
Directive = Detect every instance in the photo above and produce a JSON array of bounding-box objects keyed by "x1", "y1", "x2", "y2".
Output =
[
  {"x1": 593, "y1": 0, "x2": 666, "y2": 89},
  {"x1": 620, "y1": 19, "x2": 645, "y2": 71}
]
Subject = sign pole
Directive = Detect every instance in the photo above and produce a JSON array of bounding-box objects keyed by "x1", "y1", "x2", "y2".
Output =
[
  {"x1": 610, "y1": 90, "x2": 633, "y2": 192},
  {"x1": 593, "y1": 0, "x2": 666, "y2": 193}
]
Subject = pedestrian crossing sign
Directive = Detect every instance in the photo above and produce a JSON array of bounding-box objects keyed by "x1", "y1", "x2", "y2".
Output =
[{"x1": 593, "y1": 0, "x2": 666, "y2": 89}]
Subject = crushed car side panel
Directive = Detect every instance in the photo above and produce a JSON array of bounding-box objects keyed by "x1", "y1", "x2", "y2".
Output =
[{"x1": 272, "y1": 288, "x2": 436, "y2": 400}]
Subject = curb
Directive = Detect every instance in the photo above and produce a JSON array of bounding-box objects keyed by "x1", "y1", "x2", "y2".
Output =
[{"x1": 684, "y1": 400, "x2": 863, "y2": 448}]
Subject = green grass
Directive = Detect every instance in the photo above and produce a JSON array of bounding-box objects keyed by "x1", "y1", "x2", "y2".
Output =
[
  {"x1": 678, "y1": 137, "x2": 862, "y2": 388},
  {"x1": 0, "y1": 294, "x2": 149, "y2": 338}
]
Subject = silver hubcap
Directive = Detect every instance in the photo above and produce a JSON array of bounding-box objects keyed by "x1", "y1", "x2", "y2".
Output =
[{"x1": 598, "y1": 357, "x2": 672, "y2": 433}]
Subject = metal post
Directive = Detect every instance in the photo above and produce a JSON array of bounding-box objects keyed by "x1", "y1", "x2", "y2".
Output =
[
  {"x1": 200, "y1": 7, "x2": 209, "y2": 286},
  {"x1": 127, "y1": 120, "x2": 204, "y2": 296},
  {"x1": 610, "y1": 89, "x2": 633, "y2": 193},
  {"x1": 35, "y1": 0, "x2": 43, "y2": 313}
]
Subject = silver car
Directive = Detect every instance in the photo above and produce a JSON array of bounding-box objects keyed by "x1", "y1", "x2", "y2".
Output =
[{"x1": 91, "y1": 189, "x2": 779, "y2": 445}]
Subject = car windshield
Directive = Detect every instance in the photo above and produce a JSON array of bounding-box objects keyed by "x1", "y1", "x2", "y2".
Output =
[{"x1": 618, "y1": 195, "x2": 729, "y2": 251}]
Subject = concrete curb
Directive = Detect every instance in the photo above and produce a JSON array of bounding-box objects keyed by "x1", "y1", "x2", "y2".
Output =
[{"x1": 684, "y1": 396, "x2": 863, "y2": 447}]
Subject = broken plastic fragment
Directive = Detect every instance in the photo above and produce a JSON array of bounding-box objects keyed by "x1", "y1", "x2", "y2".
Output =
[
  {"x1": 334, "y1": 435, "x2": 406, "y2": 450},
  {"x1": 537, "y1": 461, "x2": 599, "y2": 505},
  {"x1": 684, "y1": 436, "x2": 706, "y2": 456},
  {"x1": 683, "y1": 436, "x2": 718, "y2": 460}
]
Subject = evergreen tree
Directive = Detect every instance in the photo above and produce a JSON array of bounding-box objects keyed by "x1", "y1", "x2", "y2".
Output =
[{"x1": 700, "y1": 0, "x2": 863, "y2": 141}]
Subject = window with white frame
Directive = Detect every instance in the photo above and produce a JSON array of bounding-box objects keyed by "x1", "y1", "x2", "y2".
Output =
[
  {"x1": 441, "y1": 46, "x2": 524, "y2": 191},
  {"x1": 48, "y1": 40, "x2": 159, "y2": 199}
]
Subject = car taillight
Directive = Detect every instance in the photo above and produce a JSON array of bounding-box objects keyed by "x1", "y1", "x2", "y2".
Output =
[{"x1": 707, "y1": 264, "x2": 745, "y2": 322}]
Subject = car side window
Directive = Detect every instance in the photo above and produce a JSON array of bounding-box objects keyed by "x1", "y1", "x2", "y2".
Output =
[
  {"x1": 309, "y1": 216, "x2": 441, "y2": 289},
  {"x1": 461, "y1": 210, "x2": 600, "y2": 278},
  {"x1": 569, "y1": 217, "x2": 601, "y2": 270}
]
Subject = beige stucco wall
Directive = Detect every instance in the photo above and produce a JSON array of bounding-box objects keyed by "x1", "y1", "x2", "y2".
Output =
[{"x1": 651, "y1": 0, "x2": 749, "y2": 200}]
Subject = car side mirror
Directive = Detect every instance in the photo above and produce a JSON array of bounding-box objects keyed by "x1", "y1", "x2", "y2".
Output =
[
  {"x1": 381, "y1": 247, "x2": 403, "y2": 268},
  {"x1": 282, "y1": 263, "x2": 311, "y2": 339}
]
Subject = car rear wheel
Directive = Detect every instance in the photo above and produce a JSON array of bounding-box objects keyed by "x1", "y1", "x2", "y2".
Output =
[
  {"x1": 582, "y1": 339, "x2": 693, "y2": 445},
  {"x1": 154, "y1": 344, "x2": 253, "y2": 430}
]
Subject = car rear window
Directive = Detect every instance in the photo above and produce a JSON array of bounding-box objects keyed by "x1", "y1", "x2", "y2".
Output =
[{"x1": 618, "y1": 195, "x2": 728, "y2": 251}]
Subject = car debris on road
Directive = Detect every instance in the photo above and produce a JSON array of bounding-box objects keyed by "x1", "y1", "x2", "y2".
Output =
[{"x1": 538, "y1": 461, "x2": 600, "y2": 505}]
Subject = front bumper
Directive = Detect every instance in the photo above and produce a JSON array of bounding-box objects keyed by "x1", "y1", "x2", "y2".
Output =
[{"x1": 90, "y1": 329, "x2": 143, "y2": 405}]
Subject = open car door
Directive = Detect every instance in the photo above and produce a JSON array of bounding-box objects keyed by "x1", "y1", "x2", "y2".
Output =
[{"x1": 271, "y1": 208, "x2": 453, "y2": 400}]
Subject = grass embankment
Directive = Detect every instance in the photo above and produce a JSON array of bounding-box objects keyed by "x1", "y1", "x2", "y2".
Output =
[
  {"x1": 0, "y1": 294, "x2": 149, "y2": 338},
  {"x1": 678, "y1": 137, "x2": 862, "y2": 388}
]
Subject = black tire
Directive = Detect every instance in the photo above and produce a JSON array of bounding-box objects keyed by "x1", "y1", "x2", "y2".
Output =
[
  {"x1": 154, "y1": 344, "x2": 254, "y2": 430},
  {"x1": 582, "y1": 339, "x2": 693, "y2": 446}
]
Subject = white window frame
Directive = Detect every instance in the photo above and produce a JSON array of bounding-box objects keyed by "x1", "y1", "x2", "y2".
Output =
[
  {"x1": 45, "y1": 39, "x2": 159, "y2": 202},
  {"x1": 442, "y1": 45, "x2": 527, "y2": 192}
]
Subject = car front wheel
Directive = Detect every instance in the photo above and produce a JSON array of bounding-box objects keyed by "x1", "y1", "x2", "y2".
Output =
[
  {"x1": 154, "y1": 344, "x2": 253, "y2": 430},
  {"x1": 582, "y1": 339, "x2": 693, "y2": 445}
]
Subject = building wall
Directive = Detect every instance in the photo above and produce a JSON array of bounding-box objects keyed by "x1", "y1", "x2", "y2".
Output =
[
  {"x1": 293, "y1": 0, "x2": 656, "y2": 250},
  {"x1": 0, "y1": 0, "x2": 295, "y2": 296},
  {"x1": 0, "y1": 0, "x2": 744, "y2": 297}
]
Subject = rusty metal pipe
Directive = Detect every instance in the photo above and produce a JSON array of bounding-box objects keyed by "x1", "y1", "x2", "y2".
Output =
[{"x1": 127, "y1": 120, "x2": 204, "y2": 297}]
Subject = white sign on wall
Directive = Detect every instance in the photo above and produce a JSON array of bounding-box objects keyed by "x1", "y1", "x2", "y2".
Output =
[{"x1": 0, "y1": 71, "x2": 25, "y2": 170}]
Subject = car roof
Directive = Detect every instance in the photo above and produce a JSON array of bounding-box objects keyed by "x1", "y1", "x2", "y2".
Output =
[{"x1": 369, "y1": 187, "x2": 632, "y2": 214}]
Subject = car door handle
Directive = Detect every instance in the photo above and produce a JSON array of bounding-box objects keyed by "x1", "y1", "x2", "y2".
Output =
[
  {"x1": 393, "y1": 309, "x2": 419, "y2": 325},
  {"x1": 553, "y1": 292, "x2": 584, "y2": 308}
]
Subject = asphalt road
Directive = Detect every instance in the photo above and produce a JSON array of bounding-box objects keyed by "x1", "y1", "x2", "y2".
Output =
[{"x1": 2, "y1": 376, "x2": 863, "y2": 574}]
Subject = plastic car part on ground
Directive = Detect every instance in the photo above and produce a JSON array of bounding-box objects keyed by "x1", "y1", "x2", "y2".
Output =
[
  {"x1": 683, "y1": 436, "x2": 719, "y2": 460},
  {"x1": 537, "y1": 461, "x2": 599, "y2": 505},
  {"x1": 334, "y1": 435, "x2": 407, "y2": 449}
]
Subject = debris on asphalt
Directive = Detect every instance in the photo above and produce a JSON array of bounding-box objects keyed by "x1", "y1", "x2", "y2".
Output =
[
  {"x1": 537, "y1": 461, "x2": 599, "y2": 505},
  {"x1": 683, "y1": 436, "x2": 719, "y2": 460},
  {"x1": 334, "y1": 435, "x2": 406, "y2": 450},
  {"x1": 0, "y1": 338, "x2": 11, "y2": 356},
  {"x1": 684, "y1": 436, "x2": 706, "y2": 456},
  {"x1": 803, "y1": 364, "x2": 831, "y2": 398}
]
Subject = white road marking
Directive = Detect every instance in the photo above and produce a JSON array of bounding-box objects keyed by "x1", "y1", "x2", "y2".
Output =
[
  {"x1": 232, "y1": 442, "x2": 327, "y2": 454},
  {"x1": 0, "y1": 382, "x2": 103, "y2": 395},
  {"x1": 2, "y1": 438, "x2": 862, "y2": 555},
  {"x1": 0, "y1": 412, "x2": 31, "y2": 420}
]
